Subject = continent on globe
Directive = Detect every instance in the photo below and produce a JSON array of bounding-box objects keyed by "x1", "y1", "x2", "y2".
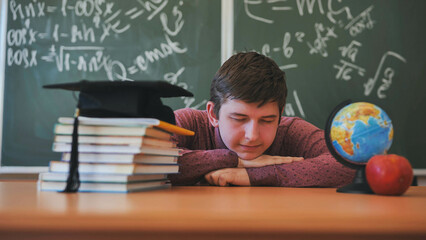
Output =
[{"x1": 330, "y1": 102, "x2": 393, "y2": 164}]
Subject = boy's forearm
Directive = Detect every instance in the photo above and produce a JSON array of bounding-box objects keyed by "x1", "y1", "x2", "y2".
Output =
[
  {"x1": 246, "y1": 153, "x2": 355, "y2": 187},
  {"x1": 168, "y1": 149, "x2": 239, "y2": 185}
]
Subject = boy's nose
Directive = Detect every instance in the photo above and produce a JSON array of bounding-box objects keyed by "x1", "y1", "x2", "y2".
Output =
[{"x1": 244, "y1": 121, "x2": 260, "y2": 142}]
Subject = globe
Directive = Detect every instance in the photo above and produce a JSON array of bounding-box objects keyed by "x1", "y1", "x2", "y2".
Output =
[{"x1": 330, "y1": 102, "x2": 393, "y2": 165}]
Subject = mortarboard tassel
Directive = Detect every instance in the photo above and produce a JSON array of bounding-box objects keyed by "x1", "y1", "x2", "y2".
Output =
[{"x1": 62, "y1": 108, "x2": 81, "y2": 193}]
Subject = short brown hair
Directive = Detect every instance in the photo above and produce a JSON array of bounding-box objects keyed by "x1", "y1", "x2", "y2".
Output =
[{"x1": 210, "y1": 52, "x2": 287, "y2": 116}]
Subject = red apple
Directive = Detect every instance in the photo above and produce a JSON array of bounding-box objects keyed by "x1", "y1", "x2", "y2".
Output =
[{"x1": 366, "y1": 154, "x2": 413, "y2": 196}]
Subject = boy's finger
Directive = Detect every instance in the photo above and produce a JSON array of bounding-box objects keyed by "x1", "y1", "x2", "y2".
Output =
[{"x1": 204, "y1": 172, "x2": 214, "y2": 185}]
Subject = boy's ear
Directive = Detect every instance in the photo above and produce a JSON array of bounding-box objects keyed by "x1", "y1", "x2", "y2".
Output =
[{"x1": 206, "y1": 101, "x2": 219, "y2": 127}]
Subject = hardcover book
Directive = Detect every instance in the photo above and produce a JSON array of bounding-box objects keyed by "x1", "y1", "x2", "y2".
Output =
[
  {"x1": 54, "y1": 135, "x2": 176, "y2": 148},
  {"x1": 54, "y1": 124, "x2": 172, "y2": 140},
  {"x1": 49, "y1": 161, "x2": 179, "y2": 175},
  {"x1": 39, "y1": 172, "x2": 168, "y2": 183},
  {"x1": 52, "y1": 143, "x2": 181, "y2": 156},
  {"x1": 61, "y1": 152, "x2": 178, "y2": 164},
  {"x1": 58, "y1": 116, "x2": 194, "y2": 136},
  {"x1": 38, "y1": 179, "x2": 171, "y2": 193}
]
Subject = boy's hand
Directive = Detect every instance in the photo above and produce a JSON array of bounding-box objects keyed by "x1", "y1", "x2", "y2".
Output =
[
  {"x1": 204, "y1": 156, "x2": 303, "y2": 186},
  {"x1": 205, "y1": 168, "x2": 250, "y2": 186},
  {"x1": 238, "y1": 155, "x2": 303, "y2": 168}
]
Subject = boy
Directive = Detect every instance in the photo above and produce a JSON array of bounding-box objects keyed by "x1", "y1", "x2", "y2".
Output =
[{"x1": 168, "y1": 52, "x2": 355, "y2": 187}]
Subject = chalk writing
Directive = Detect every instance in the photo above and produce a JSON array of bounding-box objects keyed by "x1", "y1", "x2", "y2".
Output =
[
  {"x1": 306, "y1": 23, "x2": 337, "y2": 57},
  {"x1": 237, "y1": 0, "x2": 413, "y2": 124},
  {"x1": 137, "y1": 0, "x2": 169, "y2": 21},
  {"x1": 243, "y1": 0, "x2": 326, "y2": 24},
  {"x1": 376, "y1": 68, "x2": 394, "y2": 99},
  {"x1": 296, "y1": 0, "x2": 324, "y2": 16},
  {"x1": 160, "y1": 1, "x2": 184, "y2": 37},
  {"x1": 50, "y1": 46, "x2": 105, "y2": 72},
  {"x1": 344, "y1": 5, "x2": 375, "y2": 37},
  {"x1": 133, "y1": 34, "x2": 187, "y2": 74},
  {"x1": 338, "y1": 40, "x2": 361, "y2": 62},
  {"x1": 326, "y1": 0, "x2": 352, "y2": 26},
  {"x1": 244, "y1": 0, "x2": 273, "y2": 24},
  {"x1": 295, "y1": 32, "x2": 305, "y2": 42},
  {"x1": 7, "y1": 28, "x2": 32, "y2": 46},
  {"x1": 244, "y1": 0, "x2": 295, "y2": 24},
  {"x1": 333, "y1": 40, "x2": 365, "y2": 81},
  {"x1": 284, "y1": 90, "x2": 305, "y2": 118},
  {"x1": 333, "y1": 60, "x2": 365, "y2": 81},
  {"x1": 280, "y1": 64, "x2": 298, "y2": 70},
  {"x1": 282, "y1": 32, "x2": 294, "y2": 58},
  {"x1": 364, "y1": 51, "x2": 407, "y2": 99},
  {"x1": 9, "y1": 0, "x2": 46, "y2": 20},
  {"x1": 164, "y1": 67, "x2": 207, "y2": 109},
  {"x1": 71, "y1": 24, "x2": 96, "y2": 43},
  {"x1": 6, "y1": 0, "x2": 210, "y2": 110},
  {"x1": 7, "y1": 48, "x2": 38, "y2": 68},
  {"x1": 261, "y1": 32, "x2": 298, "y2": 70}
]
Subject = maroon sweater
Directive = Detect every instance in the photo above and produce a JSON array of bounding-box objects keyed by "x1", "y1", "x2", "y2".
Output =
[{"x1": 168, "y1": 108, "x2": 355, "y2": 187}]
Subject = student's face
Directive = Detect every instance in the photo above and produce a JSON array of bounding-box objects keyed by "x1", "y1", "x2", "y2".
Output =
[{"x1": 207, "y1": 99, "x2": 280, "y2": 160}]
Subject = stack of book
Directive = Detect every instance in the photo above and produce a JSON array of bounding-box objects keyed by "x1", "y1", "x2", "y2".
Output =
[{"x1": 38, "y1": 116, "x2": 189, "y2": 193}]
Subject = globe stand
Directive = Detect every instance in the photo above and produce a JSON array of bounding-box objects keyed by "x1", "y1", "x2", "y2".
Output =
[
  {"x1": 325, "y1": 100, "x2": 375, "y2": 195},
  {"x1": 336, "y1": 167, "x2": 374, "y2": 194}
]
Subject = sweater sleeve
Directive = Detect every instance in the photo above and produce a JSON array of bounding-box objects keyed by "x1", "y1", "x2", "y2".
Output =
[
  {"x1": 168, "y1": 149, "x2": 238, "y2": 185},
  {"x1": 246, "y1": 118, "x2": 356, "y2": 187},
  {"x1": 167, "y1": 109, "x2": 239, "y2": 185}
]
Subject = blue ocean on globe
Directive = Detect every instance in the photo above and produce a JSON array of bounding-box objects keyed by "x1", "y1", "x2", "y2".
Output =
[{"x1": 330, "y1": 102, "x2": 393, "y2": 164}]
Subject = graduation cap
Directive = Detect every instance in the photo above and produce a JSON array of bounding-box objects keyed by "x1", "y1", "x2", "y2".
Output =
[
  {"x1": 44, "y1": 80, "x2": 193, "y2": 123},
  {"x1": 44, "y1": 80, "x2": 194, "y2": 193}
]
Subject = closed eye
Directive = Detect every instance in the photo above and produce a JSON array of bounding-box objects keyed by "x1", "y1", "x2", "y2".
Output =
[
  {"x1": 230, "y1": 117, "x2": 246, "y2": 122},
  {"x1": 260, "y1": 116, "x2": 278, "y2": 124}
]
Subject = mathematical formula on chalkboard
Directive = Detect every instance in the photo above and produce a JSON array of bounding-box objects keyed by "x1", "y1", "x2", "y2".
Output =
[
  {"x1": 234, "y1": 0, "x2": 426, "y2": 168},
  {"x1": 1, "y1": 0, "x2": 220, "y2": 167},
  {"x1": 237, "y1": 0, "x2": 410, "y2": 119},
  {"x1": 6, "y1": 0, "x2": 213, "y2": 110}
]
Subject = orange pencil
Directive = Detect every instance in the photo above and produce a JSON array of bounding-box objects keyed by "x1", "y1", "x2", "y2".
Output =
[{"x1": 157, "y1": 121, "x2": 195, "y2": 136}]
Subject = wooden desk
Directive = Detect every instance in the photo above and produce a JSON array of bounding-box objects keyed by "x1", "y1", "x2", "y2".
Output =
[{"x1": 0, "y1": 182, "x2": 425, "y2": 240}]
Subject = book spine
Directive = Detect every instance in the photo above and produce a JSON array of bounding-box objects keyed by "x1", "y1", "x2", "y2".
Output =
[{"x1": 52, "y1": 143, "x2": 181, "y2": 156}]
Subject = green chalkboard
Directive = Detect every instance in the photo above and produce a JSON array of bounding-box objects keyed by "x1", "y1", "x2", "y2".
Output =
[
  {"x1": 234, "y1": 0, "x2": 426, "y2": 168},
  {"x1": 2, "y1": 0, "x2": 220, "y2": 167}
]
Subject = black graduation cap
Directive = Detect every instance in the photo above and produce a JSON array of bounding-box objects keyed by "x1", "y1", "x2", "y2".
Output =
[
  {"x1": 44, "y1": 80, "x2": 193, "y2": 123},
  {"x1": 44, "y1": 80, "x2": 194, "y2": 193}
]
